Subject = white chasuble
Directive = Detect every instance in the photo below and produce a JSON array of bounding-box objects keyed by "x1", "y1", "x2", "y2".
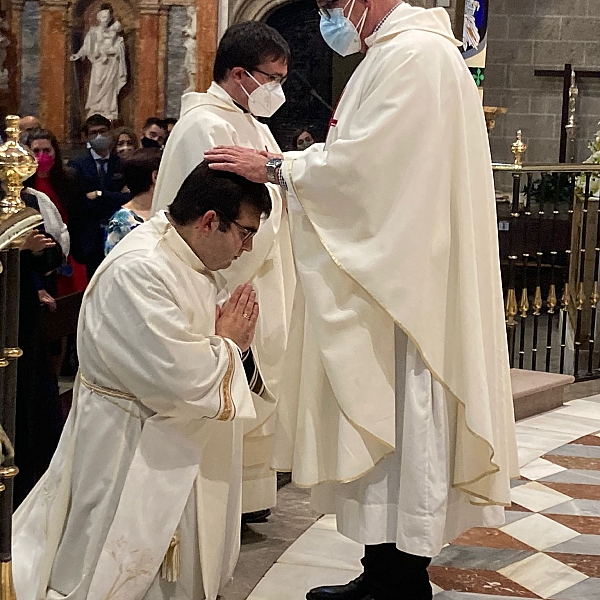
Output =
[
  {"x1": 275, "y1": 3, "x2": 518, "y2": 555},
  {"x1": 13, "y1": 212, "x2": 256, "y2": 600},
  {"x1": 153, "y1": 83, "x2": 296, "y2": 512}
]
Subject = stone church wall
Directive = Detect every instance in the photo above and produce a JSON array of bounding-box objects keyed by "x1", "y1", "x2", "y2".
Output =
[
  {"x1": 166, "y1": 5, "x2": 187, "y2": 118},
  {"x1": 484, "y1": 0, "x2": 600, "y2": 164},
  {"x1": 19, "y1": 0, "x2": 40, "y2": 117}
]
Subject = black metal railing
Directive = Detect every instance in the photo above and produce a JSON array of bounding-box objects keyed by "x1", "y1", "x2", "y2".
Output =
[{"x1": 494, "y1": 163, "x2": 600, "y2": 379}]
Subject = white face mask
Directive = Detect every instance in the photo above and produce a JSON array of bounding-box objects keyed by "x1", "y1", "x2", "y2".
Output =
[
  {"x1": 320, "y1": 0, "x2": 369, "y2": 57},
  {"x1": 241, "y1": 72, "x2": 286, "y2": 118}
]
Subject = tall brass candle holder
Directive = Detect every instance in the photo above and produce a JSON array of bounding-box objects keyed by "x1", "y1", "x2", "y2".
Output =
[{"x1": 0, "y1": 115, "x2": 43, "y2": 600}]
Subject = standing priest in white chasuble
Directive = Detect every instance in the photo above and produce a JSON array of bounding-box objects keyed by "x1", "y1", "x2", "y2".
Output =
[
  {"x1": 205, "y1": 1, "x2": 519, "y2": 599},
  {"x1": 153, "y1": 22, "x2": 296, "y2": 521},
  {"x1": 12, "y1": 164, "x2": 272, "y2": 600}
]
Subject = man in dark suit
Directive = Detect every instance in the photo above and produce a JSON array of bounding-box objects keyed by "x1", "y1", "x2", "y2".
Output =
[{"x1": 68, "y1": 114, "x2": 130, "y2": 278}]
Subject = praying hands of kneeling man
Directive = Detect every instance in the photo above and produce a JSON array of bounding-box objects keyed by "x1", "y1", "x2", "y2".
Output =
[{"x1": 215, "y1": 283, "x2": 259, "y2": 353}]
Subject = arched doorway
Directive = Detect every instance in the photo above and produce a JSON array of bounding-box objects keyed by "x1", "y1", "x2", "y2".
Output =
[{"x1": 261, "y1": 0, "x2": 362, "y2": 150}]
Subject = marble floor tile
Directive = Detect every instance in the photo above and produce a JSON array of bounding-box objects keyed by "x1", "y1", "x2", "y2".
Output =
[
  {"x1": 498, "y1": 552, "x2": 588, "y2": 598},
  {"x1": 544, "y1": 514, "x2": 600, "y2": 534},
  {"x1": 516, "y1": 428, "x2": 579, "y2": 452},
  {"x1": 520, "y1": 458, "x2": 567, "y2": 482},
  {"x1": 519, "y1": 413, "x2": 600, "y2": 438},
  {"x1": 550, "y1": 577, "x2": 600, "y2": 599},
  {"x1": 277, "y1": 525, "x2": 363, "y2": 571},
  {"x1": 557, "y1": 401, "x2": 600, "y2": 422},
  {"x1": 245, "y1": 563, "x2": 362, "y2": 600},
  {"x1": 549, "y1": 445, "x2": 600, "y2": 459},
  {"x1": 539, "y1": 469, "x2": 600, "y2": 485},
  {"x1": 547, "y1": 534, "x2": 600, "y2": 556},
  {"x1": 431, "y1": 545, "x2": 535, "y2": 571},
  {"x1": 428, "y1": 566, "x2": 542, "y2": 597},
  {"x1": 544, "y1": 455, "x2": 600, "y2": 472},
  {"x1": 311, "y1": 514, "x2": 337, "y2": 531},
  {"x1": 433, "y1": 582, "x2": 444, "y2": 595},
  {"x1": 572, "y1": 435, "x2": 600, "y2": 447},
  {"x1": 519, "y1": 447, "x2": 549, "y2": 468},
  {"x1": 542, "y1": 500, "x2": 600, "y2": 517},
  {"x1": 546, "y1": 552, "x2": 600, "y2": 579},
  {"x1": 451, "y1": 528, "x2": 533, "y2": 550},
  {"x1": 543, "y1": 482, "x2": 600, "y2": 501},
  {"x1": 504, "y1": 511, "x2": 534, "y2": 526},
  {"x1": 547, "y1": 553, "x2": 600, "y2": 578},
  {"x1": 501, "y1": 514, "x2": 580, "y2": 551},
  {"x1": 510, "y1": 482, "x2": 573, "y2": 513}
]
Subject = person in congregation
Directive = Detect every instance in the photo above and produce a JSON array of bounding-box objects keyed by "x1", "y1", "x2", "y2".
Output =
[
  {"x1": 164, "y1": 117, "x2": 178, "y2": 135},
  {"x1": 113, "y1": 125, "x2": 140, "y2": 158},
  {"x1": 14, "y1": 163, "x2": 270, "y2": 600},
  {"x1": 11, "y1": 187, "x2": 64, "y2": 507},
  {"x1": 68, "y1": 113, "x2": 129, "y2": 278},
  {"x1": 141, "y1": 116, "x2": 167, "y2": 149},
  {"x1": 18, "y1": 115, "x2": 41, "y2": 144},
  {"x1": 25, "y1": 128, "x2": 88, "y2": 296},
  {"x1": 153, "y1": 20, "x2": 296, "y2": 525},
  {"x1": 290, "y1": 126, "x2": 316, "y2": 151},
  {"x1": 105, "y1": 147, "x2": 162, "y2": 254},
  {"x1": 205, "y1": 1, "x2": 518, "y2": 599}
]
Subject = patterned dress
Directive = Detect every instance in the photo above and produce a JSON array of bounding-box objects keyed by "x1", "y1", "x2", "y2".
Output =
[{"x1": 105, "y1": 208, "x2": 145, "y2": 255}]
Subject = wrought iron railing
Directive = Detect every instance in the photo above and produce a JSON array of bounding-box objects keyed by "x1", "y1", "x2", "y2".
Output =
[{"x1": 494, "y1": 162, "x2": 600, "y2": 379}]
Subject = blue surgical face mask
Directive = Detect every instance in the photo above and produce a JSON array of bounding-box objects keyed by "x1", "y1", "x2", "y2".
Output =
[{"x1": 320, "y1": 0, "x2": 368, "y2": 57}]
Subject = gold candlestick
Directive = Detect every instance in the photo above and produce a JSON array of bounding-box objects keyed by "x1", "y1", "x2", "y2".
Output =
[
  {"x1": 0, "y1": 115, "x2": 43, "y2": 250},
  {"x1": 0, "y1": 116, "x2": 37, "y2": 217}
]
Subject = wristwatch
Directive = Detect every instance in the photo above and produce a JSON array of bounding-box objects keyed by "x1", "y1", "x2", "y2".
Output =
[
  {"x1": 265, "y1": 157, "x2": 283, "y2": 185},
  {"x1": 96, "y1": 190, "x2": 103, "y2": 198}
]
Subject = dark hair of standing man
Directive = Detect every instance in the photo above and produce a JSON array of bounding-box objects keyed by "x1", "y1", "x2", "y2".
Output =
[
  {"x1": 121, "y1": 148, "x2": 162, "y2": 197},
  {"x1": 82, "y1": 114, "x2": 111, "y2": 136},
  {"x1": 169, "y1": 161, "x2": 271, "y2": 229},
  {"x1": 213, "y1": 21, "x2": 290, "y2": 83}
]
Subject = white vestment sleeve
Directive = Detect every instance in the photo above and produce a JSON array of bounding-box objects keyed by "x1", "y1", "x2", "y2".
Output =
[{"x1": 81, "y1": 255, "x2": 255, "y2": 422}]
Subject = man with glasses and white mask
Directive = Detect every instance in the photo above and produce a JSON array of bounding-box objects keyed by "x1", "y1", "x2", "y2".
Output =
[
  {"x1": 205, "y1": 1, "x2": 518, "y2": 599},
  {"x1": 153, "y1": 21, "x2": 296, "y2": 526}
]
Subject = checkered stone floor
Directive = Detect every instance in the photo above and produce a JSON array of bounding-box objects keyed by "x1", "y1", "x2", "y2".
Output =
[
  {"x1": 245, "y1": 397, "x2": 600, "y2": 600},
  {"x1": 431, "y1": 433, "x2": 600, "y2": 599}
]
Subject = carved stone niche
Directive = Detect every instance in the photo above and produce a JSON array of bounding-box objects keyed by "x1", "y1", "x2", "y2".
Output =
[{"x1": 68, "y1": 0, "x2": 138, "y2": 138}]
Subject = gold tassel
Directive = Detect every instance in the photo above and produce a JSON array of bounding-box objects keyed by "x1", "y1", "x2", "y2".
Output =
[{"x1": 160, "y1": 529, "x2": 180, "y2": 583}]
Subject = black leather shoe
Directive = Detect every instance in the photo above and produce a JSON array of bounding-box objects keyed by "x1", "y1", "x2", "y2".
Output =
[
  {"x1": 241, "y1": 508, "x2": 271, "y2": 524},
  {"x1": 306, "y1": 574, "x2": 374, "y2": 600}
]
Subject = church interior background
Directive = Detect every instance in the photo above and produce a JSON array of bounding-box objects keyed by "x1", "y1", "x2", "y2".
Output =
[{"x1": 2, "y1": 1, "x2": 600, "y2": 599}]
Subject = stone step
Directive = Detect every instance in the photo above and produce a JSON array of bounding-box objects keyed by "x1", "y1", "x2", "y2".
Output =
[{"x1": 511, "y1": 368, "x2": 575, "y2": 421}]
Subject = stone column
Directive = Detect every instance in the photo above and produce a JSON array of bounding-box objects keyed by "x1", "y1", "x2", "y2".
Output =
[
  {"x1": 6, "y1": 0, "x2": 24, "y2": 113},
  {"x1": 195, "y1": 0, "x2": 218, "y2": 93},
  {"x1": 135, "y1": 4, "x2": 165, "y2": 133},
  {"x1": 39, "y1": 0, "x2": 69, "y2": 140}
]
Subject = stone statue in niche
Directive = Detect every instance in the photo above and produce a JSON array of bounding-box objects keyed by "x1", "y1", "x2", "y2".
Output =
[
  {"x1": 182, "y1": 6, "x2": 196, "y2": 94},
  {"x1": 70, "y1": 3, "x2": 127, "y2": 120},
  {"x1": 0, "y1": 14, "x2": 9, "y2": 91}
]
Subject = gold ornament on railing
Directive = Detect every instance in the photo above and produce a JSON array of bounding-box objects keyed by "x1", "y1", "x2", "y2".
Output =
[
  {"x1": 511, "y1": 130, "x2": 527, "y2": 167},
  {"x1": 519, "y1": 288, "x2": 530, "y2": 318},
  {"x1": 547, "y1": 284, "x2": 557, "y2": 314},
  {"x1": 591, "y1": 282, "x2": 599, "y2": 309},
  {"x1": 0, "y1": 116, "x2": 37, "y2": 217},
  {"x1": 576, "y1": 282, "x2": 586, "y2": 311},
  {"x1": 505, "y1": 288, "x2": 518, "y2": 326},
  {"x1": 532, "y1": 286, "x2": 543, "y2": 316},
  {"x1": 561, "y1": 284, "x2": 570, "y2": 311}
]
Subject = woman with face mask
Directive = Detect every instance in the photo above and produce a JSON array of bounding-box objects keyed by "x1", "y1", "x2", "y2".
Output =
[
  {"x1": 291, "y1": 127, "x2": 317, "y2": 151},
  {"x1": 113, "y1": 126, "x2": 140, "y2": 158},
  {"x1": 25, "y1": 129, "x2": 88, "y2": 297}
]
